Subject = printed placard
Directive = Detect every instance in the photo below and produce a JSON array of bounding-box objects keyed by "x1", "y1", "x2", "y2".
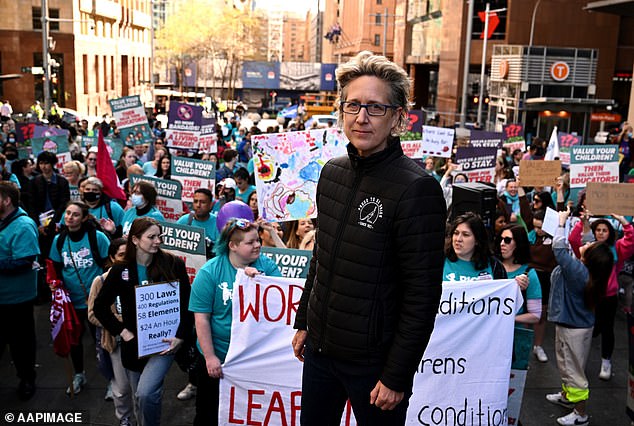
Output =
[
  {"x1": 199, "y1": 116, "x2": 218, "y2": 154},
  {"x1": 260, "y1": 247, "x2": 312, "y2": 279},
  {"x1": 519, "y1": 160, "x2": 561, "y2": 187},
  {"x1": 570, "y1": 145, "x2": 619, "y2": 188},
  {"x1": 31, "y1": 135, "x2": 71, "y2": 170},
  {"x1": 109, "y1": 95, "x2": 153, "y2": 146},
  {"x1": 470, "y1": 130, "x2": 504, "y2": 149},
  {"x1": 160, "y1": 222, "x2": 207, "y2": 284},
  {"x1": 557, "y1": 132, "x2": 581, "y2": 166},
  {"x1": 586, "y1": 182, "x2": 634, "y2": 216},
  {"x1": 165, "y1": 101, "x2": 204, "y2": 151},
  {"x1": 171, "y1": 157, "x2": 215, "y2": 203},
  {"x1": 455, "y1": 146, "x2": 497, "y2": 183},
  {"x1": 503, "y1": 124, "x2": 526, "y2": 153},
  {"x1": 135, "y1": 281, "x2": 180, "y2": 358}
]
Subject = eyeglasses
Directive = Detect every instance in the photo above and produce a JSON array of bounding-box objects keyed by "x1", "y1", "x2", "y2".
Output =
[
  {"x1": 501, "y1": 236, "x2": 513, "y2": 244},
  {"x1": 340, "y1": 101, "x2": 399, "y2": 116}
]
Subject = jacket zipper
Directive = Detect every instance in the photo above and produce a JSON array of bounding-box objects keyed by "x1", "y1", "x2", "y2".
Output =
[{"x1": 317, "y1": 166, "x2": 363, "y2": 352}]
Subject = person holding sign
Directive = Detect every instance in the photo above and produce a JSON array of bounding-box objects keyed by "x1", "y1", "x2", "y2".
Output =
[
  {"x1": 189, "y1": 218, "x2": 280, "y2": 426},
  {"x1": 292, "y1": 52, "x2": 446, "y2": 425},
  {"x1": 94, "y1": 217, "x2": 193, "y2": 426},
  {"x1": 546, "y1": 208, "x2": 614, "y2": 426}
]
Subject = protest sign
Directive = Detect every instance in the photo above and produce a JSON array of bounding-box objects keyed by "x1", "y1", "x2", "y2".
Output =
[
  {"x1": 420, "y1": 125, "x2": 454, "y2": 158},
  {"x1": 570, "y1": 145, "x2": 619, "y2": 188},
  {"x1": 503, "y1": 124, "x2": 525, "y2": 153},
  {"x1": 470, "y1": 130, "x2": 504, "y2": 149},
  {"x1": 455, "y1": 146, "x2": 497, "y2": 183},
  {"x1": 80, "y1": 135, "x2": 98, "y2": 148},
  {"x1": 109, "y1": 95, "x2": 153, "y2": 146},
  {"x1": 518, "y1": 160, "x2": 561, "y2": 187},
  {"x1": 171, "y1": 157, "x2": 215, "y2": 203},
  {"x1": 135, "y1": 281, "x2": 180, "y2": 357},
  {"x1": 557, "y1": 132, "x2": 581, "y2": 167},
  {"x1": 253, "y1": 129, "x2": 348, "y2": 221},
  {"x1": 160, "y1": 222, "x2": 207, "y2": 284},
  {"x1": 15, "y1": 122, "x2": 35, "y2": 143},
  {"x1": 260, "y1": 247, "x2": 312, "y2": 279},
  {"x1": 199, "y1": 116, "x2": 218, "y2": 154},
  {"x1": 586, "y1": 182, "x2": 634, "y2": 216},
  {"x1": 401, "y1": 110, "x2": 423, "y2": 141},
  {"x1": 31, "y1": 135, "x2": 71, "y2": 170},
  {"x1": 219, "y1": 274, "x2": 521, "y2": 425},
  {"x1": 130, "y1": 175, "x2": 184, "y2": 222},
  {"x1": 165, "y1": 101, "x2": 204, "y2": 151},
  {"x1": 627, "y1": 313, "x2": 634, "y2": 423},
  {"x1": 33, "y1": 125, "x2": 68, "y2": 138}
]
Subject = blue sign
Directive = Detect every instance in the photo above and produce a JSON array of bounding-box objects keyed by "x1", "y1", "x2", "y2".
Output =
[
  {"x1": 320, "y1": 64, "x2": 337, "y2": 91},
  {"x1": 242, "y1": 62, "x2": 280, "y2": 89}
]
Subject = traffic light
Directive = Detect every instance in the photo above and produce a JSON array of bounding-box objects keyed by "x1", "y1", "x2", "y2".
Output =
[{"x1": 473, "y1": 96, "x2": 479, "y2": 104}]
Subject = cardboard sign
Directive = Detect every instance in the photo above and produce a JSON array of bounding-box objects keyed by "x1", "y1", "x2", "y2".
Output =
[
  {"x1": 420, "y1": 125, "x2": 455, "y2": 158},
  {"x1": 518, "y1": 160, "x2": 561, "y2": 187},
  {"x1": 585, "y1": 182, "x2": 634, "y2": 216}
]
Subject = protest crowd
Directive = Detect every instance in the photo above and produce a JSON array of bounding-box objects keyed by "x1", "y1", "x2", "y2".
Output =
[{"x1": 1, "y1": 51, "x2": 634, "y2": 426}]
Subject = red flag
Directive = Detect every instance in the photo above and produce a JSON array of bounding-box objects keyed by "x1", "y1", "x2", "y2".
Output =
[
  {"x1": 97, "y1": 129, "x2": 126, "y2": 201},
  {"x1": 50, "y1": 282, "x2": 82, "y2": 357}
]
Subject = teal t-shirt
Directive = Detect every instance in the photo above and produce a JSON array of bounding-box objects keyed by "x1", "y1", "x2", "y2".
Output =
[
  {"x1": 505, "y1": 264, "x2": 542, "y2": 314},
  {"x1": 189, "y1": 254, "x2": 281, "y2": 362},
  {"x1": 236, "y1": 185, "x2": 256, "y2": 204},
  {"x1": 60, "y1": 201, "x2": 125, "y2": 228},
  {"x1": 137, "y1": 265, "x2": 148, "y2": 286},
  {"x1": 0, "y1": 208, "x2": 40, "y2": 304},
  {"x1": 176, "y1": 213, "x2": 219, "y2": 243},
  {"x1": 443, "y1": 258, "x2": 494, "y2": 282},
  {"x1": 143, "y1": 162, "x2": 157, "y2": 176},
  {"x1": 122, "y1": 206, "x2": 165, "y2": 236},
  {"x1": 49, "y1": 230, "x2": 110, "y2": 308}
]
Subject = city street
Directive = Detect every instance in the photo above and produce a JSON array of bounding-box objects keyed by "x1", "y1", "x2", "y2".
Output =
[{"x1": 0, "y1": 302, "x2": 629, "y2": 425}]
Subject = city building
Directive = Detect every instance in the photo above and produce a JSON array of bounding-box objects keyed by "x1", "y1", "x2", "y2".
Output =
[
  {"x1": 0, "y1": 0, "x2": 152, "y2": 118},
  {"x1": 283, "y1": 13, "x2": 309, "y2": 62}
]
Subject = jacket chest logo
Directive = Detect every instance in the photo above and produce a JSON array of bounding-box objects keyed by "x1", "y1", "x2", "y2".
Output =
[{"x1": 358, "y1": 197, "x2": 383, "y2": 229}]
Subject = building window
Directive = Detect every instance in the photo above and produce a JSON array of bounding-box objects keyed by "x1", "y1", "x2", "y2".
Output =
[
  {"x1": 375, "y1": 14, "x2": 381, "y2": 25},
  {"x1": 32, "y1": 8, "x2": 60, "y2": 31},
  {"x1": 377, "y1": 0, "x2": 382, "y2": 4},
  {"x1": 374, "y1": 34, "x2": 381, "y2": 46}
]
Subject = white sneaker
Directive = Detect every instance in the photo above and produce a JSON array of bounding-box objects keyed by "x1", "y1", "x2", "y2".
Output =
[
  {"x1": 533, "y1": 345, "x2": 548, "y2": 362},
  {"x1": 66, "y1": 372, "x2": 86, "y2": 396},
  {"x1": 546, "y1": 392, "x2": 575, "y2": 409},
  {"x1": 557, "y1": 409, "x2": 589, "y2": 426},
  {"x1": 599, "y1": 358, "x2": 612, "y2": 380},
  {"x1": 177, "y1": 383, "x2": 197, "y2": 400},
  {"x1": 104, "y1": 382, "x2": 114, "y2": 401}
]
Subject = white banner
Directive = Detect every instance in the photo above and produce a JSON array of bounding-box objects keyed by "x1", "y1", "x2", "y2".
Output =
[{"x1": 218, "y1": 275, "x2": 521, "y2": 425}]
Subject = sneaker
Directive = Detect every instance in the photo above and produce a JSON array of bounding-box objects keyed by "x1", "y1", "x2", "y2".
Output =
[
  {"x1": 18, "y1": 379, "x2": 36, "y2": 401},
  {"x1": 177, "y1": 383, "x2": 197, "y2": 400},
  {"x1": 105, "y1": 382, "x2": 114, "y2": 401},
  {"x1": 546, "y1": 392, "x2": 575, "y2": 409},
  {"x1": 599, "y1": 358, "x2": 612, "y2": 380},
  {"x1": 119, "y1": 417, "x2": 132, "y2": 426},
  {"x1": 66, "y1": 372, "x2": 86, "y2": 396},
  {"x1": 557, "y1": 409, "x2": 589, "y2": 426},
  {"x1": 533, "y1": 345, "x2": 548, "y2": 363}
]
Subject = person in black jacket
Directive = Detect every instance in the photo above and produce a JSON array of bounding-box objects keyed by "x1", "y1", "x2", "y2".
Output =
[
  {"x1": 292, "y1": 51, "x2": 446, "y2": 425},
  {"x1": 94, "y1": 217, "x2": 193, "y2": 426}
]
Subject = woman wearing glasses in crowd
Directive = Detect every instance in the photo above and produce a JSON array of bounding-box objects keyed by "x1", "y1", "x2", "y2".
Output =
[
  {"x1": 85, "y1": 149, "x2": 98, "y2": 177},
  {"x1": 443, "y1": 212, "x2": 507, "y2": 282},
  {"x1": 94, "y1": 217, "x2": 193, "y2": 426},
  {"x1": 496, "y1": 225, "x2": 541, "y2": 325},
  {"x1": 189, "y1": 218, "x2": 281, "y2": 426}
]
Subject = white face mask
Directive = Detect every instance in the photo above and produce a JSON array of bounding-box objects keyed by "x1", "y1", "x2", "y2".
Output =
[{"x1": 131, "y1": 194, "x2": 145, "y2": 207}]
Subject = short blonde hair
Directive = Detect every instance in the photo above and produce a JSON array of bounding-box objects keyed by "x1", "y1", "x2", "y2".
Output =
[{"x1": 335, "y1": 51, "x2": 411, "y2": 135}]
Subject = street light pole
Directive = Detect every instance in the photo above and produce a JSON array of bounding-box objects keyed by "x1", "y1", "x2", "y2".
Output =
[
  {"x1": 476, "y1": 3, "x2": 490, "y2": 127},
  {"x1": 529, "y1": 0, "x2": 542, "y2": 47},
  {"x1": 459, "y1": 0, "x2": 475, "y2": 128},
  {"x1": 382, "y1": 7, "x2": 388, "y2": 57},
  {"x1": 41, "y1": 0, "x2": 51, "y2": 116}
]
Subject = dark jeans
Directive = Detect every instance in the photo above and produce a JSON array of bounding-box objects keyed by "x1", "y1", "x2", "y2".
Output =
[
  {"x1": 0, "y1": 300, "x2": 37, "y2": 383},
  {"x1": 70, "y1": 308, "x2": 96, "y2": 374},
  {"x1": 193, "y1": 352, "x2": 219, "y2": 426},
  {"x1": 594, "y1": 295, "x2": 618, "y2": 359},
  {"x1": 300, "y1": 345, "x2": 411, "y2": 426}
]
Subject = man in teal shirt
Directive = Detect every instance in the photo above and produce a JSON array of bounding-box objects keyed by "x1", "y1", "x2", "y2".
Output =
[
  {"x1": 0, "y1": 182, "x2": 40, "y2": 400},
  {"x1": 177, "y1": 188, "x2": 218, "y2": 259}
]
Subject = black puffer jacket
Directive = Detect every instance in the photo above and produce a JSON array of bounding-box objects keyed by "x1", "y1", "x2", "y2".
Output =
[{"x1": 294, "y1": 138, "x2": 446, "y2": 392}]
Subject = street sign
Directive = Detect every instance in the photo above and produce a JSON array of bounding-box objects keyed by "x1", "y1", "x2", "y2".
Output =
[{"x1": 20, "y1": 67, "x2": 44, "y2": 75}]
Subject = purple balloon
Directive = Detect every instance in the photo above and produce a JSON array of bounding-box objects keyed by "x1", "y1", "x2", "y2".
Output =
[{"x1": 216, "y1": 200, "x2": 255, "y2": 231}]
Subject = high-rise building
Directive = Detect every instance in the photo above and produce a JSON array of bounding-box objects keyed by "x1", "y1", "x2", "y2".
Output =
[{"x1": 283, "y1": 13, "x2": 309, "y2": 62}]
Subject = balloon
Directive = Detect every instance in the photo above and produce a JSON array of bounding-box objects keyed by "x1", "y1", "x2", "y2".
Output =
[{"x1": 216, "y1": 200, "x2": 254, "y2": 231}]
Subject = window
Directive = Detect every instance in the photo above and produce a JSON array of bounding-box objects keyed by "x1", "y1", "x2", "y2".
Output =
[
  {"x1": 377, "y1": 0, "x2": 382, "y2": 4},
  {"x1": 32, "y1": 8, "x2": 60, "y2": 31},
  {"x1": 375, "y1": 14, "x2": 381, "y2": 25},
  {"x1": 374, "y1": 34, "x2": 381, "y2": 46}
]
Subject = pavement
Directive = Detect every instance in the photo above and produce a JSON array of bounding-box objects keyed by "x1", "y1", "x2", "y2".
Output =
[{"x1": 0, "y1": 303, "x2": 630, "y2": 425}]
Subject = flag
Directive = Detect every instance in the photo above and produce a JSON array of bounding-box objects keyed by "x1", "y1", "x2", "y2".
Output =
[
  {"x1": 47, "y1": 259, "x2": 81, "y2": 358},
  {"x1": 545, "y1": 126, "x2": 560, "y2": 161},
  {"x1": 97, "y1": 129, "x2": 126, "y2": 201}
]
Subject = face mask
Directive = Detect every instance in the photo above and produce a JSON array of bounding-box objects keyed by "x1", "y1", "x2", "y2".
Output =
[
  {"x1": 131, "y1": 194, "x2": 145, "y2": 207},
  {"x1": 5, "y1": 152, "x2": 17, "y2": 160},
  {"x1": 8, "y1": 138, "x2": 15, "y2": 143},
  {"x1": 83, "y1": 192, "x2": 100, "y2": 203},
  {"x1": 628, "y1": 132, "x2": 632, "y2": 138}
]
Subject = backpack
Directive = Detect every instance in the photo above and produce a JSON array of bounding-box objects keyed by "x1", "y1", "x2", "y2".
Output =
[{"x1": 56, "y1": 220, "x2": 108, "y2": 269}]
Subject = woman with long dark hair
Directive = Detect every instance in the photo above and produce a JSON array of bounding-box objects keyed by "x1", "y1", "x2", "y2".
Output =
[
  {"x1": 546, "y1": 208, "x2": 614, "y2": 426},
  {"x1": 94, "y1": 217, "x2": 193, "y2": 426}
]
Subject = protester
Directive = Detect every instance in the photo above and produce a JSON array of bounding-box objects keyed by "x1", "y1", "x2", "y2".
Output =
[
  {"x1": 0, "y1": 182, "x2": 39, "y2": 400},
  {"x1": 94, "y1": 217, "x2": 193, "y2": 426},
  {"x1": 568, "y1": 212, "x2": 634, "y2": 381},
  {"x1": 292, "y1": 51, "x2": 446, "y2": 425},
  {"x1": 257, "y1": 219, "x2": 286, "y2": 248},
  {"x1": 444, "y1": 212, "x2": 507, "y2": 281},
  {"x1": 215, "y1": 149, "x2": 238, "y2": 181},
  {"x1": 211, "y1": 178, "x2": 237, "y2": 214},
  {"x1": 85, "y1": 149, "x2": 98, "y2": 177},
  {"x1": 143, "y1": 147, "x2": 168, "y2": 176},
  {"x1": 81, "y1": 177, "x2": 124, "y2": 238},
  {"x1": 546, "y1": 208, "x2": 614, "y2": 426},
  {"x1": 116, "y1": 148, "x2": 138, "y2": 183},
  {"x1": 247, "y1": 191, "x2": 258, "y2": 221},
  {"x1": 285, "y1": 218, "x2": 315, "y2": 249},
  {"x1": 49, "y1": 201, "x2": 110, "y2": 395},
  {"x1": 176, "y1": 188, "x2": 218, "y2": 260},
  {"x1": 121, "y1": 180, "x2": 164, "y2": 236},
  {"x1": 10, "y1": 158, "x2": 35, "y2": 215},
  {"x1": 63, "y1": 160, "x2": 85, "y2": 201},
  {"x1": 189, "y1": 218, "x2": 281, "y2": 425},
  {"x1": 233, "y1": 167, "x2": 255, "y2": 203},
  {"x1": 87, "y1": 238, "x2": 134, "y2": 424},
  {"x1": 154, "y1": 156, "x2": 171, "y2": 180}
]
